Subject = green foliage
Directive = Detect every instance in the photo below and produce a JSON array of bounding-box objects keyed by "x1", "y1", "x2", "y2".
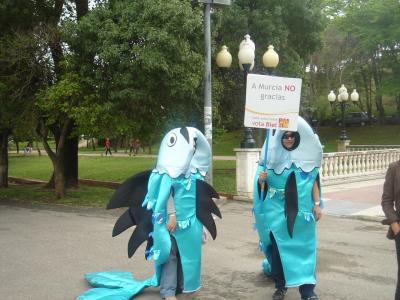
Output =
[
  {"x1": 63, "y1": 0, "x2": 205, "y2": 141},
  {"x1": 0, "y1": 32, "x2": 45, "y2": 135},
  {"x1": 211, "y1": 0, "x2": 326, "y2": 130},
  {"x1": 311, "y1": 0, "x2": 400, "y2": 121}
]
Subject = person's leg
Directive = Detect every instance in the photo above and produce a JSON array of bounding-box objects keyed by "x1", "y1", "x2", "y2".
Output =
[
  {"x1": 270, "y1": 233, "x2": 285, "y2": 288},
  {"x1": 395, "y1": 235, "x2": 400, "y2": 300},
  {"x1": 160, "y1": 237, "x2": 179, "y2": 299},
  {"x1": 270, "y1": 233, "x2": 287, "y2": 299},
  {"x1": 176, "y1": 248, "x2": 184, "y2": 295},
  {"x1": 299, "y1": 284, "x2": 317, "y2": 299}
]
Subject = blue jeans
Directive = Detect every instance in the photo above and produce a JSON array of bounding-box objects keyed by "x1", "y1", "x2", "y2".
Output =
[
  {"x1": 160, "y1": 237, "x2": 183, "y2": 298},
  {"x1": 270, "y1": 233, "x2": 316, "y2": 299}
]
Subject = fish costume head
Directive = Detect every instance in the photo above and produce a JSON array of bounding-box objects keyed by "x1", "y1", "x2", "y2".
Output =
[
  {"x1": 155, "y1": 127, "x2": 211, "y2": 178},
  {"x1": 260, "y1": 116, "x2": 323, "y2": 173}
]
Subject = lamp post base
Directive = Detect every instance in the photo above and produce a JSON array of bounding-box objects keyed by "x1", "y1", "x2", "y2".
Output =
[
  {"x1": 241, "y1": 127, "x2": 256, "y2": 148},
  {"x1": 337, "y1": 139, "x2": 350, "y2": 152}
]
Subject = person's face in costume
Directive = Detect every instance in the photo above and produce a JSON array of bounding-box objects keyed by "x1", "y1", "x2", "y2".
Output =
[{"x1": 282, "y1": 131, "x2": 296, "y2": 150}]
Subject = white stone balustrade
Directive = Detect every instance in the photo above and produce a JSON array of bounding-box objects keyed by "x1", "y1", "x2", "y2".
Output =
[
  {"x1": 235, "y1": 147, "x2": 400, "y2": 200},
  {"x1": 320, "y1": 149, "x2": 400, "y2": 183},
  {"x1": 348, "y1": 145, "x2": 400, "y2": 151}
]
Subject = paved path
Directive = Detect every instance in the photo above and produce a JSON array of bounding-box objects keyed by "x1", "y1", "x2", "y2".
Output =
[
  {"x1": 322, "y1": 178, "x2": 385, "y2": 220},
  {"x1": 0, "y1": 195, "x2": 396, "y2": 300}
]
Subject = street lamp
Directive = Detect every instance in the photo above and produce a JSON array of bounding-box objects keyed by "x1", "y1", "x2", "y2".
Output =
[
  {"x1": 216, "y1": 36, "x2": 279, "y2": 148},
  {"x1": 328, "y1": 84, "x2": 359, "y2": 141}
]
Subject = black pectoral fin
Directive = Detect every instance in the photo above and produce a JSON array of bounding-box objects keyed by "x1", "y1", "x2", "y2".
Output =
[
  {"x1": 201, "y1": 213, "x2": 217, "y2": 240},
  {"x1": 285, "y1": 172, "x2": 298, "y2": 238},
  {"x1": 196, "y1": 180, "x2": 222, "y2": 240},
  {"x1": 112, "y1": 208, "x2": 136, "y2": 237},
  {"x1": 107, "y1": 170, "x2": 152, "y2": 209},
  {"x1": 128, "y1": 226, "x2": 151, "y2": 258}
]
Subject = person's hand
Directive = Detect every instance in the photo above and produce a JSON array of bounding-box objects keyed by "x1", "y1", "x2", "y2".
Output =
[
  {"x1": 313, "y1": 204, "x2": 322, "y2": 221},
  {"x1": 258, "y1": 171, "x2": 267, "y2": 184},
  {"x1": 167, "y1": 214, "x2": 176, "y2": 232},
  {"x1": 391, "y1": 222, "x2": 400, "y2": 236}
]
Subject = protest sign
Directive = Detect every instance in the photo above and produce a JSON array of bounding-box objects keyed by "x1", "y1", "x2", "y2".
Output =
[{"x1": 244, "y1": 74, "x2": 302, "y2": 131}]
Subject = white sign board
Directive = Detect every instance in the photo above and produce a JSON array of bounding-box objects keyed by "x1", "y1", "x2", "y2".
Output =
[{"x1": 244, "y1": 74, "x2": 302, "y2": 131}]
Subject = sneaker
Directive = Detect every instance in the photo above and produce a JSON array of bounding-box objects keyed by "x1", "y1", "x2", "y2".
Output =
[
  {"x1": 272, "y1": 288, "x2": 287, "y2": 300},
  {"x1": 302, "y1": 295, "x2": 319, "y2": 300}
]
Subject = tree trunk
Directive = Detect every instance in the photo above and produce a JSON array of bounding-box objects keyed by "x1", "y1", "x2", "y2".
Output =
[
  {"x1": 54, "y1": 158, "x2": 66, "y2": 198},
  {"x1": 372, "y1": 59, "x2": 385, "y2": 122},
  {"x1": 64, "y1": 135, "x2": 78, "y2": 188},
  {"x1": 44, "y1": 127, "x2": 78, "y2": 190},
  {"x1": 35, "y1": 140, "x2": 41, "y2": 156},
  {"x1": 0, "y1": 131, "x2": 10, "y2": 188}
]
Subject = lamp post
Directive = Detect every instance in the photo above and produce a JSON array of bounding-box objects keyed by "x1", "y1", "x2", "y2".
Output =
[
  {"x1": 328, "y1": 85, "x2": 359, "y2": 151},
  {"x1": 196, "y1": 0, "x2": 231, "y2": 185},
  {"x1": 216, "y1": 36, "x2": 279, "y2": 148}
]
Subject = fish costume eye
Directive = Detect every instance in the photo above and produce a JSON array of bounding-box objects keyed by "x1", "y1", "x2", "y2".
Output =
[{"x1": 167, "y1": 133, "x2": 177, "y2": 147}]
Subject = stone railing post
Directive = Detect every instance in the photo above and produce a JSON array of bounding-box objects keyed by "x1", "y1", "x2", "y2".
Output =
[
  {"x1": 234, "y1": 148, "x2": 260, "y2": 200},
  {"x1": 337, "y1": 139, "x2": 351, "y2": 152}
]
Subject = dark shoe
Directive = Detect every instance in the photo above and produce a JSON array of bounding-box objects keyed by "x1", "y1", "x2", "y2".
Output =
[
  {"x1": 302, "y1": 295, "x2": 319, "y2": 300},
  {"x1": 272, "y1": 288, "x2": 287, "y2": 300}
]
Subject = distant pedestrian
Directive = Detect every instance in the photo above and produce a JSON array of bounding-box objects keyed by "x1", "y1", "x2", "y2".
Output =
[
  {"x1": 129, "y1": 138, "x2": 135, "y2": 156},
  {"x1": 381, "y1": 160, "x2": 400, "y2": 300},
  {"x1": 104, "y1": 138, "x2": 112, "y2": 156},
  {"x1": 134, "y1": 138, "x2": 141, "y2": 155},
  {"x1": 24, "y1": 142, "x2": 32, "y2": 155}
]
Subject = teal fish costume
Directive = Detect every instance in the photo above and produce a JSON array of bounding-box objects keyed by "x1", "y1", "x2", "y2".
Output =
[
  {"x1": 78, "y1": 127, "x2": 221, "y2": 299},
  {"x1": 253, "y1": 117, "x2": 323, "y2": 287}
]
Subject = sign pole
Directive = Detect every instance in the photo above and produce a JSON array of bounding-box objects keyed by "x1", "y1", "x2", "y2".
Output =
[{"x1": 260, "y1": 128, "x2": 270, "y2": 201}]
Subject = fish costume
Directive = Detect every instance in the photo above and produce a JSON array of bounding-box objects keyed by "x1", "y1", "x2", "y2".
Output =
[
  {"x1": 253, "y1": 117, "x2": 323, "y2": 287},
  {"x1": 78, "y1": 127, "x2": 221, "y2": 299}
]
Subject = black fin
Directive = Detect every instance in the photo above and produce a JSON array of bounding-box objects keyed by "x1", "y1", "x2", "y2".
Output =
[
  {"x1": 284, "y1": 172, "x2": 298, "y2": 238},
  {"x1": 180, "y1": 127, "x2": 190, "y2": 144},
  {"x1": 107, "y1": 170, "x2": 153, "y2": 259},
  {"x1": 107, "y1": 170, "x2": 152, "y2": 209},
  {"x1": 128, "y1": 226, "x2": 151, "y2": 258},
  {"x1": 112, "y1": 208, "x2": 136, "y2": 237},
  {"x1": 196, "y1": 180, "x2": 222, "y2": 240}
]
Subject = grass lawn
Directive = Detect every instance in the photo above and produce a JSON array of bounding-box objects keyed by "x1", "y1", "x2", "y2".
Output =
[
  {"x1": 5, "y1": 155, "x2": 236, "y2": 206},
  {"x1": 0, "y1": 184, "x2": 115, "y2": 208},
  {"x1": 317, "y1": 124, "x2": 400, "y2": 152}
]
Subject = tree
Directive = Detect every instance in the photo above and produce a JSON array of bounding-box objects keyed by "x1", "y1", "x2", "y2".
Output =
[
  {"x1": 0, "y1": 0, "x2": 49, "y2": 188},
  {"x1": 33, "y1": 0, "x2": 90, "y2": 198},
  {"x1": 312, "y1": 0, "x2": 400, "y2": 123},
  {"x1": 211, "y1": 0, "x2": 326, "y2": 130},
  {"x1": 64, "y1": 0, "x2": 204, "y2": 148}
]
